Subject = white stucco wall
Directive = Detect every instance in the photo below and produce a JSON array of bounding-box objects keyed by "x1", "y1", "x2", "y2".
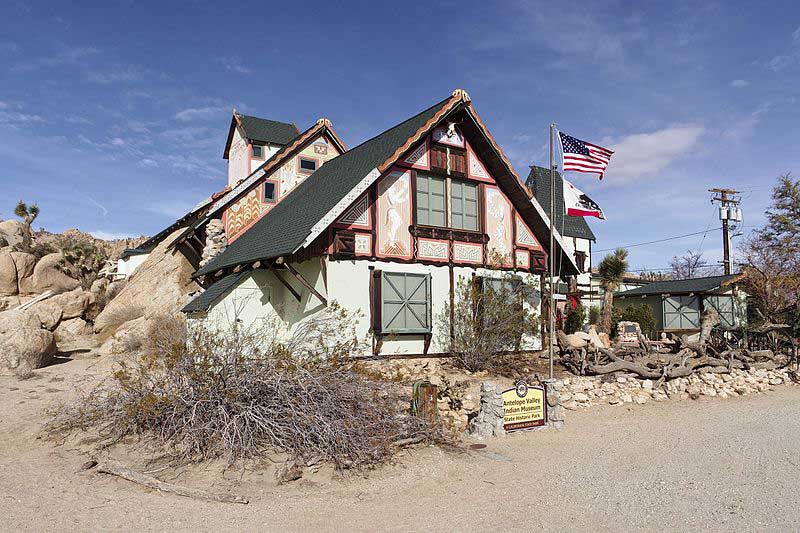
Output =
[
  {"x1": 116, "y1": 253, "x2": 149, "y2": 280},
  {"x1": 227, "y1": 127, "x2": 250, "y2": 187},
  {"x1": 193, "y1": 258, "x2": 543, "y2": 357}
]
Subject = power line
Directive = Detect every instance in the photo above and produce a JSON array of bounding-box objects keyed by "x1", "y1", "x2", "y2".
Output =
[{"x1": 595, "y1": 227, "x2": 723, "y2": 252}]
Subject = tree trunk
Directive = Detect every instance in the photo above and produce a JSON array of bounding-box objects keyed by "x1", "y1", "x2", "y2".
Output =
[{"x1": 600, "y1": 289, "x2": 614, "y2": 334}]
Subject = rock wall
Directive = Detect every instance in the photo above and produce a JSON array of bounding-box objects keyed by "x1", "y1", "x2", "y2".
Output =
[
  {"x1": 200, "y1": 219, "x2": 226, "y2": 267},
  {"x1": 556, "y1": 367, "x2": 796, "y2": 409}
]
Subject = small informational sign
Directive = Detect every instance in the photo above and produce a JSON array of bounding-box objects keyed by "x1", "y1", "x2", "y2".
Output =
[{"x1": 502, "y1": 381, "x2": 546, "y2": 431}]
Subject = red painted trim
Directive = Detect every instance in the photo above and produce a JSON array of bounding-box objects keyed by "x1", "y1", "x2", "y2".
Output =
[
  {"x1": 431, "y1": 124, "x2": 465, "y2": 148},
  {"x1": 416, "y1": 237, "x2": 450, "y2": 262},
  {"x1": 375, "y1": 168, "x2": 413, "y2": 261},
  {"x1": 333, "y1": 192, "x2": 373, "y2": 230},
  {"x1": 465, "y1": 140, "x2": 494, "y2": 183},
  {"x1": 514, "y1": 214, "x2": 543, "y2": 251},
  {"x1": 397, "y1": 137, "x2": 430, "y2": 171},
  {"x1": 451, "y1": 241, "x2": 483, "y2": 265}
]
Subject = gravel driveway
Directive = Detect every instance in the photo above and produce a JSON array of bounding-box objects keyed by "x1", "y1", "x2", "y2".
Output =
[{"x1": 2, "y1": 358, "x2": 799, "y2": 531}]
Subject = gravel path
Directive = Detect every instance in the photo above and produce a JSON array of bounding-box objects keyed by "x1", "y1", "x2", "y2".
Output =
[{"x1": 2, "y1": 358, "x2": 799, "y2": 531}]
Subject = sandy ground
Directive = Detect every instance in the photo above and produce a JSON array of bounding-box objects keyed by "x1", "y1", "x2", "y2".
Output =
[{"x1": 2, "y1": 355, "x2": 800, "y2": 532}]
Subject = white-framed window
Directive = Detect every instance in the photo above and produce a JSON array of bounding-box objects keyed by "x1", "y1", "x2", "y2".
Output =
[
  {"x1": 298, "y1": 156, "x2": 318, "y2": 174},
  {"x1": 415, "y1": 173, "x2": 479, "y2": 231}
]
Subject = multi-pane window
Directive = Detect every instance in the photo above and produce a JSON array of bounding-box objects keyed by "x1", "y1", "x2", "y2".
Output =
[
  {"x1": 415, "y1": 174, "x2": 446, "y2": 227},
  {"x1": 450, "y1": 180, "x2": 478, "y2": 230},
  {"x1": 415, "y1": 173, "x2": 478, "y2": 231},
  {"x1": 376, "y1": 272, "x2": 432, "y2": 334}
]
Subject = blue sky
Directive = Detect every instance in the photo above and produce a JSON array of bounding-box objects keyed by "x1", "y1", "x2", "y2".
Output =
[{"x1": 2, "y1": 1, "x2": 798, "y2": 272}]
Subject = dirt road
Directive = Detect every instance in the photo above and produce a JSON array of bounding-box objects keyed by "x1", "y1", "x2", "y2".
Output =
[{"x1": 2, "y1": 357, "x2": 799, "y2": 531}]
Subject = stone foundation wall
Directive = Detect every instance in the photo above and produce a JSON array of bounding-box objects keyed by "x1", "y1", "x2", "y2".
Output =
[{"x1": 557, "y1": 367, "x2": 796, "y2": 410}]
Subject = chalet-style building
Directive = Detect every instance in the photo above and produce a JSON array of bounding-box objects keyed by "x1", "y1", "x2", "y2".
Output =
[{"x1": 134, "y1": 89, "x2": 582, "y2": 356}]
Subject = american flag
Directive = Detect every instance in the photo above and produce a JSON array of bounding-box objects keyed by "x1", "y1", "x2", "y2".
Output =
[{"x1": 558, "y1": 131, "x2": 614, "y2": 179}]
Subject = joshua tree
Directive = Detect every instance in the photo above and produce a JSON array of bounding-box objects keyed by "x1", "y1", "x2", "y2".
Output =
[
  {"x1": 598, "y1": 248, "x2": 629, "y2": 334},
  {"x1": 13, "y1": 200, "x2": 39, "y2": 250}
]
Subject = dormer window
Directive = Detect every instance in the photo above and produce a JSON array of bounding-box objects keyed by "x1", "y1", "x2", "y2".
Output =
[
  {"x1": 298, "y1": 156, "x2": 318, "y2": 174},
  {"x1": 252, "y1": 144, "x2": 265, "y2": 159}
]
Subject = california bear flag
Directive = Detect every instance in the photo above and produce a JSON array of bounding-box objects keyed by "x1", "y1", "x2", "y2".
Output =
[{"x1": 563, "y1": 178, "x2": 605, "y2": 219}]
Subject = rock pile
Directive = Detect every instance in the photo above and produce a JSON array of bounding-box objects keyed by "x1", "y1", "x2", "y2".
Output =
[
  {"x1": 556, "y1": 367, "x2": 796, "y2": 409},
  {"x1": 200, "y1": 219, "x2": 227, "y2": 267}
]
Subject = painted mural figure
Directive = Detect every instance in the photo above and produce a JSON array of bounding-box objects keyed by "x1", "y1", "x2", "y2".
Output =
[{"x1": 378, "y1": 171, "x2": 411, "y2": 257}]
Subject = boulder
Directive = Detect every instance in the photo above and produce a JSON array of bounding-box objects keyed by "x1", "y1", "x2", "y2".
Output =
[
  {"x1": 11, "y1": 252, "x2": 36, "y2": 280},
  {"x1": 54, "y1": 317, "x2": 92, "y2": 341},
  {"x1": 19, "y1": 253, "x2": 80, "y2": 295},
  {"x1": 0, "y1": 220, "x2": 28, "y2": 248},
  {"x1": 30, "y1": 301, "x2": 63, "y2": 330},
  {"x1": 49, "y1": 288, "x2": 93, "y2": 320},
  {"x1": 0, "y1": 308, "x2": 57, "y2": 376},
  {"x1": 0, "y1": 251, "x2": 17, "y2": 296},
  {"x1": 0, "y1": 295, "x2": 20, "y2": 311},
  {"x1": 100, "y1": 316, "x2": 148, "y2": 355},
  {"x1": 0, "y1": 329, "x2": 56, "y2": 375},
  {"x1": 94, "y1": 229, "x2": 200, "y2": 334},
  {"x1": 562, "y1": 334, "x2": 588, "y2": 350}
]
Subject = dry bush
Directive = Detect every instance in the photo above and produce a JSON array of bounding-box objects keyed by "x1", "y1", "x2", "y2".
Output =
[
  {"x1": 46, "y1": 304, "x2": 436, "y2": 469},
  {"x1": 437, "y1": 275, "x2": 539, "y2": 373}
]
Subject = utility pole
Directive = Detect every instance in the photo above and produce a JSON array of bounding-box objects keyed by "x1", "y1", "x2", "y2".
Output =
[{"x1": 708, "y1": 188, "x2": 741, "y2": 275}]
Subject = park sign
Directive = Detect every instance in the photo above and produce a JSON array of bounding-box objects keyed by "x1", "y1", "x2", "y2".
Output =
[{"x1": 502, "y1": 381, "x2": 546, "y2": 431}]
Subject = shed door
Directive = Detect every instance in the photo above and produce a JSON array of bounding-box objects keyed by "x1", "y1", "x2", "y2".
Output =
[
  {"x1": 663, "y1": 295, "x2": 700, "y2": 330},
  {"x1": 704, "y1": 295, "x2": 735, "y2": 328}
]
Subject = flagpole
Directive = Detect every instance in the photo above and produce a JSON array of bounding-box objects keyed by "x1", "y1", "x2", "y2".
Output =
[{"x1": 549, "y1": 122, "x2": 556, "y2": 381}]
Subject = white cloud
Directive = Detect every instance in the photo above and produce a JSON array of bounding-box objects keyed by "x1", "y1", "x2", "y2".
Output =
[
  {"x1": 600, "y1": 124, "x2": 705, "y2": 184},
  {"x1": 174, "y1": 106, "x2": 227, "y2": 122},
  {"x1": 766, "y1": 26, "x2": 800, "y2": 71},
  {"x1": 110, "y1": 138, "x2": 125, "y2": 147},
  {"x1": 730, "y1": 79, "x2": 750, "y2": 87},
  {"x1": 0, "y1": 111, "x2": 46, "y2": 126},
  {"x1": 216, "y1": 56, "x2": 252, "y2": 75},
  {"x1": 722, "y1": 102, "x2": 772, "y2": 142},
  {"x1": 89, "y1": 230, "x2": 140, "y2": 241},
  {"x1": 139, "y1": 158, "x2": 158, "y2": 168},
  {"x1": 84, "y1": 67, "x2": 142, "y2": 84}
]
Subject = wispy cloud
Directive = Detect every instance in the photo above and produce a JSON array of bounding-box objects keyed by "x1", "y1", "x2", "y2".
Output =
[
  {"x1": 84, "y1": 67, "x2": 143, "y2": 84},
  {"x1": 216, "y1": 56, "x2": 252, "y2": 75},
  {"x1": 766, "y1": 25, "x2": 800, "y2": 71},
  {"x1": 143, "y1": 200, "x2": 196, "y2": 219},
  {"x1": 722, "y1": 102, "x2": 772, "y2": 142},
  {"x1": 12, "y1": 45, "x2": 99, "y2": 71},
  {"x1": 0, "y1": 110, "x2": 46, "y2": 127},
  {"x1": 730, "y1": 79, "x2": 750, "y2": 87},
  {"x1": 0, "y1": 42, "x2": 19, "y2": 53},
  {"x1": 174, "y1": 106, "x2": 227, "y2": 122},
  {"x1": 87, "y1": 196, "x2": 109, "y2": 216},
  {"x1": 601, "y1": 124, "x2": 705, "y2": 184}
]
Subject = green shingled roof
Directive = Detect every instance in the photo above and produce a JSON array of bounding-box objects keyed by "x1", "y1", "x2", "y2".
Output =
[
  {"x1": 182, "y1": 271, "x2": 249, "y2": 313},
  {"x1": 526, "y1": 166, "x2": 597, "y2": 242},
  {"x1": 238, "y1": 115, "x2": 299, "y2": 146},
  {"x1": 617, "y1": 274, "x2": 738, "y2": 297},
  {"x1": 196, "y1": 96, "x2": 454, "y2": 277}
]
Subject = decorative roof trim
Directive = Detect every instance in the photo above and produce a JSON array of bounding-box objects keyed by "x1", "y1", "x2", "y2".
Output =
[{"x1": 377, "y1": 92, "x2": 463, "y2": 173}]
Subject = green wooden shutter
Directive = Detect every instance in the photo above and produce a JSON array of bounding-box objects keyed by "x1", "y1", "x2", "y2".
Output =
[
  {"x1": 663, "y1": 295, "x2": 700, "y2": 330},
  {"x1": 381, "y1": 272, "x2": 431, "y2": 334},
  {"x1": 415, "y1": 174, "x2": 446, "y2": 227},
  {"x1": 704, "y1": 295, "x2": 735, "y2": 328}
]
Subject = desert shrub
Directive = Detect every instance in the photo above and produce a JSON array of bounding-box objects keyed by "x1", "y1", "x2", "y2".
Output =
[
  {"x1": 55, "y1": 236, "x2": 108, "y2": 290},
  {"x1": 564, "y1": 302, "x2": 586, "y2": 334},
  {"x1": 611, "y1": 304, "x2": 656, "y2": 339},
  {"x1": 437, "y1": 275, "x2": 539, "y2": 372},
  {"x1": 12, "y1": 239, "x2": 56, "y2": 259},
  {"x1": 46, "y1": 305, "x2": 436, "y2": 469},
  {"x1": 588, "y1": 305, "x2": 601, "y2": 326}
]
